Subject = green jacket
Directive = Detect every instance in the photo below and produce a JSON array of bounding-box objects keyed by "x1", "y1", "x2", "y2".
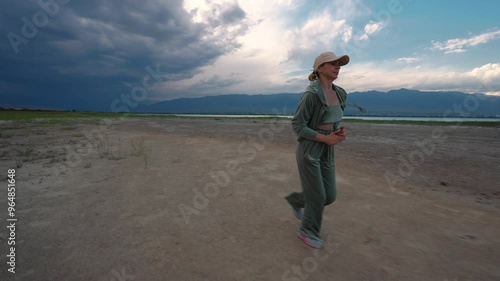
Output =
[{"x1": 291, "y1": 79, "x2": 347, "y2": 141}]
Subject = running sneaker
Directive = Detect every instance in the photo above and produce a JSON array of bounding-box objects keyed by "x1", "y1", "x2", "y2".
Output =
[
  {"x1": 297, "y1": 231, "x2": 324, "y2": 249},
  {"x1": 292, "y1": 206, "x2": 303, "y2": 220}
]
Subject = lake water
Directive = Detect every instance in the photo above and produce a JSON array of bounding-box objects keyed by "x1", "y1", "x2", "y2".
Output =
[{"x1": 172, "y1": 114, "x2": 500, "y2": 122}]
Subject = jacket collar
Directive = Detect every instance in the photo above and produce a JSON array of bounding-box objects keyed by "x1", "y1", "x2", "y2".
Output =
[{"x1": 307, "y1": 79, "x2": 335, "y2": 107}]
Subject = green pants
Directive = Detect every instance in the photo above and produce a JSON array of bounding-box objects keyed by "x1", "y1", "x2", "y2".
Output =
[{"x1": 286, "y1": 130, "x2": 337, "y2": 240}]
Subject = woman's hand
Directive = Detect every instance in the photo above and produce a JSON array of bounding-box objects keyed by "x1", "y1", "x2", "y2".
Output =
[
  {"x1": 314, "y1": 128, "x2": 346, "y2": 145},
  {"x1": 334, "y1": 126, "x2": 345, "y2": 137}
]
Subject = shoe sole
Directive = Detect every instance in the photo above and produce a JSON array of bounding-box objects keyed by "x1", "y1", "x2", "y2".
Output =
[{"x1": 297, "y1": 232, "x2": 323, "y2": 249}]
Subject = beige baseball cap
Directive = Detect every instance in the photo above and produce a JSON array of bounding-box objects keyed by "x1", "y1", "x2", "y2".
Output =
[{"x1": 313, "y1": 51, "x2": 350, "y2": 71}]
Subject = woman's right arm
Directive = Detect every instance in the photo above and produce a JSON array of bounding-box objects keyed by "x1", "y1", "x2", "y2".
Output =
[{"x1": 291, "y1": 92, "x2": 319, "y2": 140}]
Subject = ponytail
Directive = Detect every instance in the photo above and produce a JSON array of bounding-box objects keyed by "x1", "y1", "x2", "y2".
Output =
[{"x1": 308, "y1": 71, "x2": 318, "y2": 81}]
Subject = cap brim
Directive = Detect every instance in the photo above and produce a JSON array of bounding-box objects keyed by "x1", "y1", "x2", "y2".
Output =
[{"x1": 337, "y1": 55, "x2": 350, "y2": 66}]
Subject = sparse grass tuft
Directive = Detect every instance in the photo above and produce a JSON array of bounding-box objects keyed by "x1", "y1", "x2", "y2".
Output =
[
  {"x1": 142, "y1": 151, "x2": 151, "y2": 169},
  {"x1": 41, "y1": 119, "x2": 71, "y2": 126},
  {"x1": 61, "y1": 126, "x2": 78, "y2": 131},
  {"x1": 94, "y1": 135, "x2": 151, "y2": 167},
  {"x1": 95, "y1": 134, "x2": 113, "y2": 159},
  {"x1": 130, "y1": 139, "x2": 152, "y2": 169},
  {"x1": 14, "y1": 138, "x2": 35, "y2": 158}
]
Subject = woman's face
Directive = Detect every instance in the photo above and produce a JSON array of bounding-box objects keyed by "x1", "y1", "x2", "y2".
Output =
[{"x1": 318, "y1": 60, "x2": 341, "y2": 81}]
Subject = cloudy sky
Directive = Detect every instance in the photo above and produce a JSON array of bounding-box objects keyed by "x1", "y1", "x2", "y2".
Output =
[{"x1": 1, "y1": 0, "x2": 499, "y2": 111}]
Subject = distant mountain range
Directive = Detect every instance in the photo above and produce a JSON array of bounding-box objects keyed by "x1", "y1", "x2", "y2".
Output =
[{"x1": 135, "y1": 89, "x2": 500, "y2": 117}]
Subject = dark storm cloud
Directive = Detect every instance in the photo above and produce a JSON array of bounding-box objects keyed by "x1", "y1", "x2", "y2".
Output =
[
  {"x1": 193, "y1": 74, "x2": 243, "y2": 91},
  {"x1": 0, "y1": 0, "x2": 248, "y2": 110},
  {"x1": 221, "y1": 4, "x2": 245, "y2": 24}
]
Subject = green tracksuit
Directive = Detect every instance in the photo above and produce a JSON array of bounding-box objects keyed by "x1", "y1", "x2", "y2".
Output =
[{"x1": 286, "y1": 79, "x2": 347, "y2": 240}]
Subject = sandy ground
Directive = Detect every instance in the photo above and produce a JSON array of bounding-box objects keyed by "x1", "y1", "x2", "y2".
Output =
[{"x1": 0, "y1": 117, "x2": 499, "y2": 281}]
